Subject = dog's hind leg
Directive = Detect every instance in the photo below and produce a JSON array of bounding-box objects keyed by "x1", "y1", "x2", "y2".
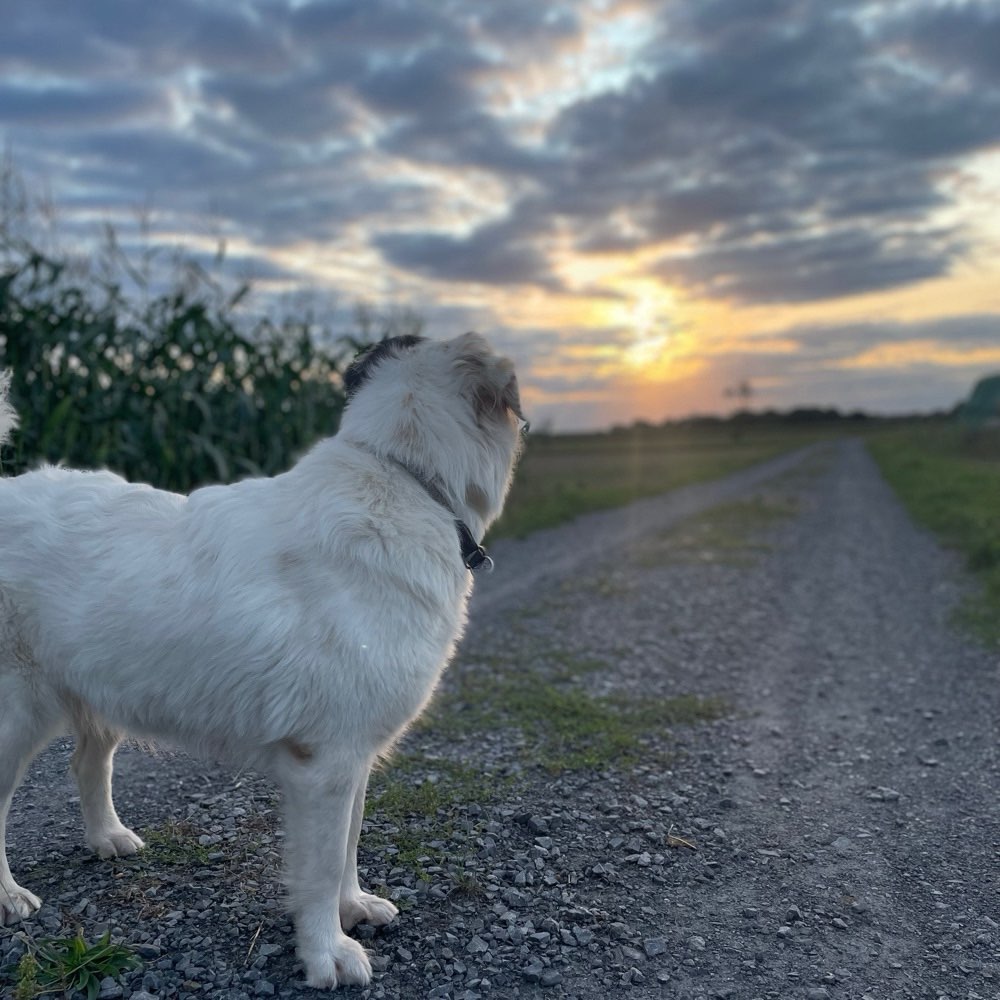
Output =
[
  {"x1": 70, "y1": 714, "x2": 144, "y2": 860},
  {"x1": 339, "y1": 768, "x2": 398, "y2": 931},
  {"x1": 0, "y1": 672, "x2": 64, "y2": 926}
]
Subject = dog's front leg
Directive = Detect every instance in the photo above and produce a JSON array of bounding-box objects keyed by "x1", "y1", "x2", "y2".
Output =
[
  {"x1": 339, "y1": 770, "x2": 399, "y2": 931},
  {"x1": 282, "y1": 762, "x2": 373, "y2": 990}
]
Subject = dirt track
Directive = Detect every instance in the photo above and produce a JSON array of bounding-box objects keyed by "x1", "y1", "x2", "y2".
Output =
[{"x1": 3, "y1": 438, "x2": 998, "y2": 999}]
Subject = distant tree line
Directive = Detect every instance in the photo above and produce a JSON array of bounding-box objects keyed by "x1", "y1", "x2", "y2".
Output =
[
  {"x1": 607, "y1": 407, "x2": 951, "y2": 439},
  {"x1": 684, "y1": 407, "x2": 915, "y2": 427}
]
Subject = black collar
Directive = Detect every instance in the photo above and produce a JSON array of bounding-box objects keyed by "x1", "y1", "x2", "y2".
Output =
[
  {"x1": 351, "y1": 444, "x2": 493, "y2": 573},
  {"x1": 402, "y1": 466, "x2": 493, "y2": 573}
]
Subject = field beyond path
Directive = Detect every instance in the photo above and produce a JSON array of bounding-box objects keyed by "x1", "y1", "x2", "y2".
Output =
[{"x1": 3, "y1": 438, "x2": 998, "y2": 1000}]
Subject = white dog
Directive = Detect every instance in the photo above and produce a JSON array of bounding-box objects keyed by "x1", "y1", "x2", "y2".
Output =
[{"x1": 0, "y1": 333, "x2": 524, "y2": 989}]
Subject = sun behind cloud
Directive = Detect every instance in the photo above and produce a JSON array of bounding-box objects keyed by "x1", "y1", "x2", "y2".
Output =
[
  {"x1": 584, "y1": 279, "x2": 705, "y2": 382},
  {"x1": 620, "y1": 287, "x2": 675, "y2": 373}
]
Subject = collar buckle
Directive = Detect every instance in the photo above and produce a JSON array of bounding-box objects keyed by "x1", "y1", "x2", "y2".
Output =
[
  {"x1": 456, "y1": 521, "x2": 493, "y2": 573},
  {"x1": 463, "y1": 543, "x2": 494, "y2": 573}
]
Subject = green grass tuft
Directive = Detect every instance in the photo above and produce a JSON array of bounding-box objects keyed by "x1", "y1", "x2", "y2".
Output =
[
  {"x1": 141, "y1": 819, "x2": 213, "y2": 864},
  {"x1": 14, "y1": 931, "x2": 139, "y2": 1000},
  {"x1": 364, "y1": 755, "x2": 500, "y2": 875},
  {"x1": 368, "y1": 756, "x2": 495, "y2": 823}
]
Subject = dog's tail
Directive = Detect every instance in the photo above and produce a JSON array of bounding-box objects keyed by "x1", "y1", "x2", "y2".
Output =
[{"x1": 0, "y1": 370, "x2": 19, "y2": 447}]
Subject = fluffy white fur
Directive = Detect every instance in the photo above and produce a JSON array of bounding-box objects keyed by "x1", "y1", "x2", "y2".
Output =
[{"x1": 0, "y1": 332, "x2": 523, "y2": 989}]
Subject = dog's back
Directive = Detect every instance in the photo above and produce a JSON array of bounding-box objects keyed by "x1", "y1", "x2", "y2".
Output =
[{"x1": 0, "y1": 435, "x2": 469, "y2": 762}]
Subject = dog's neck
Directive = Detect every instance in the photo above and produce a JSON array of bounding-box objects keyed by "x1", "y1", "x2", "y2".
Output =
[{"x1": 347, "y1": 442, "x2": 492, "y2": 572}]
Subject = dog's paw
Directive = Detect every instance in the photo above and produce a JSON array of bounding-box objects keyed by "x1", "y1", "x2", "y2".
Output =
[
  {"x1": 88, "y1": 825, "x2": 145, "y2": 860},
  {"x1": 303, "y1": 936, "x2": 372, "y2": 989},
  {"x1": 0, "y1": 881, "x2": 42, "y2": 926},
  {"x1": 340, "y1": 892, "x2": 399, "y2": 931}
]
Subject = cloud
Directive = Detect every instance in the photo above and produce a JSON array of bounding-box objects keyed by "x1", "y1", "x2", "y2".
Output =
[
  {"x1": 654, "y1": 226, "x2": 963, "y2": 304},
  {"x1": 472, "y1": 1, "x2": 580, "y2": 50},
  {"x1": 786, "y1": 314, "x2": 1000, "y2": 365},
  {"x1": 541, "y1": 0, "x2": 1000, "y2": 301},
  {"x1": 0, "y1": 0, "x2": 291, "y2": 77},
  {"x1": 0, "y1": 81, "x2": 168, "y2": 128},
  {"x1": 897, "y1": 1, "x2": 1000, "y2": 87},
  {"x1": 200, "y1": 70, "x2": 355, "y2": 143},
  {"x1": 357, "y1": 49, "x2": 484, "y2": 121},
  {"x1": 375, "y1": 209, "x2": 560, "y2": 288},
  {"x1": 288, "y1": 0, "x2": 452, "y2": 52},
  {"x1": 355, "y1": 42, "x2": 554, "y2": 179},
  {"x1": 506, "y1": 311, "x2": 1000, "y2": 426}
]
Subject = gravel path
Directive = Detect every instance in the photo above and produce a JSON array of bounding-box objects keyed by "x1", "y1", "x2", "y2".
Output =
[{"x1": 2, "y1": 437, "x2": 998, "y2": 1000}]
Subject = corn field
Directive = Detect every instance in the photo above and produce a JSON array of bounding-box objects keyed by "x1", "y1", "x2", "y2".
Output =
[{"x1": 0, "y1": 239, "x2": 401, "y2": 493}]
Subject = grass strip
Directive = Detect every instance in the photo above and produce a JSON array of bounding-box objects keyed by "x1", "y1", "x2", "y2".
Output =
[
  {"x1": 423, "y1": 651, "x2": 727, "y2": 773},
  {"x1": 491, "y1": 426, "x2": 824, "y2": 539},
  {"x1": 867, "y1": 425, "x2": 1000, "y2": 647}
]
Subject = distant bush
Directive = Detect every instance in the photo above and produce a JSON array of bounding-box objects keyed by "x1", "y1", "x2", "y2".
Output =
[{"x1": 0, "y1": 237, "x2": 405, "y2": 492}]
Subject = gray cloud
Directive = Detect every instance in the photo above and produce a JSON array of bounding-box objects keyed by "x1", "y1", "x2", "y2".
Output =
[
  {"x1": 897, "y1": 2, "x2": 1000, "y2": 87},
  {"x1": 0, "y1": 0, "x2": 291, "y2": 77},
  {"x1": 471, "y1": 2, "x2": 580, "y2": 49},
  {"x1": 201, "y1": 70, "x2": 355, "y2": 142},
  {"x1": 357, "y1": 44, "x2": 553, "y2": 177},
  {"x1": 374, "y1": 210, "x2": 559, "y2": 288},
  {"x1": 0, "y1": 81, "x2": 167, "y2": 128},
  {"x1": 2, "y1": 0, "x2": 1000, "y2": 310},
  {"x1": 543, "y1": 0, "x2": 1000, "y2": 301},
  {"x1": 786, "y1": 314, "x2": 1000, "y2": 364},
  {"x1": 288, "y1": 0, "x2": 452, "y2": 51},
  {"x1": 656, "y1": 227, "x2": 963, "y2": 304},
  {"x1": 357, "y1": 49, "x2": 483, "y2": 120}
]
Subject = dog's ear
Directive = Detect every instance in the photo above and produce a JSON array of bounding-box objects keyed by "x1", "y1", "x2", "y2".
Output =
[
  {"x1": 500, "y1": 371, "x2": 525, "y2": 423},
  {"x1": 454, "y1": 332, "x2": 525, "y2": 423}
]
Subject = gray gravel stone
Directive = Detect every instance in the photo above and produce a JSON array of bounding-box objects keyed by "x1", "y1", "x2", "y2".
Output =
[
  {"x1": 98, "y1": 977, "x2": 124, "y2": 999},
  {"x1": 521, "y1": 961, "x2": 544, "y2": 983},
  {"x1": 643, "y1": 936, "x2": 668, "y2": 957}
]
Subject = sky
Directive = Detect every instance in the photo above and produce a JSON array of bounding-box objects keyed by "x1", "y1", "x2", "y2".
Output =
[{"x1": 2, "y1": 0, "x2": 1000, "y2": 431}]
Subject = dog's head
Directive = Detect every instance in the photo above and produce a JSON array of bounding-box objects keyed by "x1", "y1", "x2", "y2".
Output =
[
  {"x1": 340, "y1": 332, "x2": 525, "y2": 535},
  {"x1": 344, "y1": 333, "x2": 525, "y2": 427}
]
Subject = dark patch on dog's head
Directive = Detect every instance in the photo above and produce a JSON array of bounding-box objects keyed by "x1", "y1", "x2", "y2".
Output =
[{"x1": 343, "y1": 335, "x2": 426, "y2": 399}]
